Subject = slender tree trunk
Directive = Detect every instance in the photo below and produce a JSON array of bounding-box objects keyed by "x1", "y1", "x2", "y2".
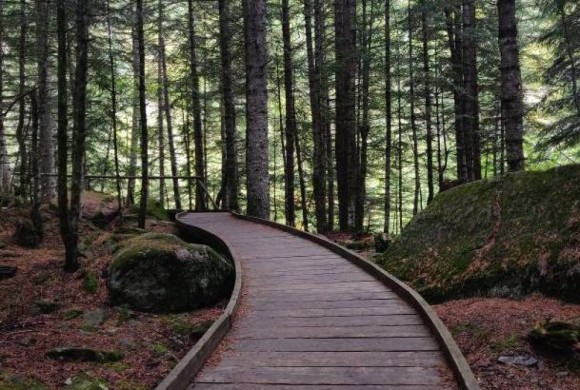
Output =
[
  {"x1": 295, "y1": 133, "x2": 309, "y2": 231},
  {"x1": 136, "y1": 0, "x2": 149, "y2": 229},
  {"x1": 498, "y1": 0, "x2": 525, "y2": 171},
  {"x1": 384, "y1": 0, "x2": 392, "y2": 234},
  {"x1": 396, "y1": 45, "x2": 404, "y2": 230},
  {"x1": 556, "y1": 5, "x2": 580, "y2": 115},
  {"x1": 127, "y1": 28, "x2": 140, "y2": 206},
  {"x1": 187, "y1": 0, "x2": 206, "y2": 210},
  {"x1": 218, "y1": 0, "x2": 239, "y2": 211},
  {"x1": 106, "y1": 0, "x2": 122, "y2": 219},
  {"x1": 282, "y1": 0, "x2": 296, "y2": 227},
  {"x1": 421, "y1": 4, "x2": 434, "y2": 203},
  {"x1": 16, "y1": 0, "x2": 28, "y2": 197},
  {"x1": 244, "y1": 0, "x2": 270, "y2": 219},
  {"x1": 304, "y1": 0, "x2": 328, "y2": 232},
  {"x1": 36, "y1": 0, "x2": 55, "y2": 202},
  {"x1": 335, "y1": 0, "x2": 357, "y2": 231},
  {"x1": 0, "y1": 1, "x2": 11, "y2": 192},
  {"x1": 67, "y1": 0, "x2": 90, "y2": 271},
  {"x1": 408, "y1": 0, "x2": 420, "y2": 216},
  {"x1": 159, "y1": 0, "x2": 180, "y2": 209},
  {"x1": 157, "y1": 53, "x2": 166, "y2": 207}
]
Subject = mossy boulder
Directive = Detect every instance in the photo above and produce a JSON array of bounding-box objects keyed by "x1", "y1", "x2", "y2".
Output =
[
  {"x1": 12, "y1": 218, "x2": 40, "y2": 248},
  {"x1": 46, "y1": 347, "x2": 123, "y2": 363},
  {"x1": 107, "y1": 233, "x2": 234, "y2": 313},
  {"x1": 80, "y1": 191, "x2": 120, "y2": 228},
  {"x1": 377, "y1": 164, "x2": 580, "y2": 303}
]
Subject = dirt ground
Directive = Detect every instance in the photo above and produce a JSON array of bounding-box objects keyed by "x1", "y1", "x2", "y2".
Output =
[{"x1": 0, "y1": 207, "x2": 224, "y2": 389}]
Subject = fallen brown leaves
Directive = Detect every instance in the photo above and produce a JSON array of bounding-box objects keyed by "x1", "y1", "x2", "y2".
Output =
[
  {"x1": 435, "y1": 295, "x2": 580, "y2": 389},
  {"x1": 0, "y1": 210, "x2": 223, "y2": 389}
]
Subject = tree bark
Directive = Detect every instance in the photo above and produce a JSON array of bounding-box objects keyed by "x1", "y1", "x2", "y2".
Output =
[
  {"x1": 16, "y1": 0, "x2": 28, "y2": 197},
  {"x1": 218, "y1": 0, "x2": 239, "y2": 211},
  {"x1": 282, "y1": 0, "x2": 296, "y2": 227},
  {"x1": 187, "y1": 0, "x2": 206, "y2": 210},
  {"x1": 421, "y1": 4, "x2": 434, "y2": 203},
  {"x1": 244, "y1": 0, "x2": 270, "y2": 219},
  {"x1": 335, "y1": 0, "x2": 357, "y2": 231},
  {"x1": 408, "y1": 0, "x2": 420, "y2": 216},
  {"x1": 36, "y1": 0, "x2": 55, "y2": 202},
  {"x1": 136, "y1": 0, "x2": 149, "y2": 229},
  {"x1": 127, "y1": 27, "x2": 140, "y2": 207},
  {"x1": 0, "y1": 0, "x2": 11, "y2": 192},
  {"x1": 383, "y1": 0, "x2": 392, "y2": 234},
  {"x1": 498, "y1": 0, "x2": 525, "y2": 171}
]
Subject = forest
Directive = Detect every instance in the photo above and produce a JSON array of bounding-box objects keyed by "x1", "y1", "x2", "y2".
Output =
[
  {"x1": 0, "y1": 0, "x2": 578, "y2": 257},
  {"x1": 0, "y1": 0, "x2": 579, "y2": 389}
]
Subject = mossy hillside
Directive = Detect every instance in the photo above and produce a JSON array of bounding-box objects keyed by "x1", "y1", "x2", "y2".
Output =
[{"x1": 377, "y1": 164, "x2": 580, "y2": 303}]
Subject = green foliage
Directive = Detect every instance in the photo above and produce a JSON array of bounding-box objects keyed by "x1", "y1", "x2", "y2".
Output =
[
  {"x1": 83, "y1": 271, "x2": 98, "y2": 295},
  {"x1": 0, "y1": 372, "x2": 47, "y2": 390},
  {"x1": 63, "y1": 309, "x2": 84, "y2": 320},
  {"x1": 152, "y1": 342, "x2": 168, "y2": 355}
]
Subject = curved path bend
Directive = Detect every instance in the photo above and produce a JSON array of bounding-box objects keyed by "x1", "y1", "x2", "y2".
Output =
[{"x1": 178, "y1": 212, "x2": 478, "y2": 390}]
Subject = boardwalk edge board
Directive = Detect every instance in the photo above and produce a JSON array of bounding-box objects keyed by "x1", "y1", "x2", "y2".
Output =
[
  {"x1": 155, "y1": 212, "x2": 243, "y2": 390},
  {"x1": 232, "y1": 212, "x2": 480, "y2": 390}
]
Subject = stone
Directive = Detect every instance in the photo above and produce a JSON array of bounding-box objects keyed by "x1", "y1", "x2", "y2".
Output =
[
  {"x1": 83, "y1": 309, "x2": 107, "y2": 327},
  {"x1": 36, "y1": 299, "x2": 60, "y2": 314},
  {"x1": 374, "y1": 233, "x2": 392, "y2": 253},
  {"x1": 0, "y1": 241, "x2": 6, "y2": 249},
  {"x1": 12, "y1": 218, "x2": 40, "y2": 248},
  {"x1": 64, "y1": 373, "x2": 108, "y2": 390},
  {"x1": 107, "y1": 233, "x2": 234, "y2": 313},
  {"x1": 497, "y1": 354, "x2": 538, "y2": 367},
  {"x1": 46, "y1": 347, "x2": 123, "y2": 363},
  {"x1": 80, "y1": 191, "x2": 120, "y2": 228}
]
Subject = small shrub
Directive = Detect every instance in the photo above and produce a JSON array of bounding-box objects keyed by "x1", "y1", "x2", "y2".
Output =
[{"x1": 83, "y1": 271, "x2": 98, "y2": 294}]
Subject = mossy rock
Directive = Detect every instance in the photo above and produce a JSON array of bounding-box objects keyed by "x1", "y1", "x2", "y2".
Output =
[
  {"x1": 65, "y1": 373, "x2": 108, "y2": 390},
  {"x1": 46, "y1": 347, "x2": 123, "y2": 363},
  {"x1": 12, "y1": 218, "x2": 40, "y2": 248},
  {"x1": 0, "y1": 374, "x2": 47, "y2": 390},
  {"x1": 36, "y1": 300, "x2": 60, "y2": 314},
  {"x1": 529, "y1": 319, "x2": 580, "y2": 352},
  {"x1": 128, "y1": 200, "x2": 169, "y2": 221},
  {"x1": 377, "y1": 165, "x2": 580, "y2": 303},
  {"x1": 0, "y1": 241, "x2": 6, "y2": 250},
  {"x1": 107, "y1": 233, "x2": 234, "y2": 313}
]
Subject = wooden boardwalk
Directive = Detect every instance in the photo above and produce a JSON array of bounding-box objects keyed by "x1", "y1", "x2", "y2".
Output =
[{"x1": 178, "y1": 212, "x2": 470, "y2": 390}]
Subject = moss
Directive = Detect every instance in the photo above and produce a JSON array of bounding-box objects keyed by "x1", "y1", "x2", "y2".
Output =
[
  {"x1": 115, "y1": 380, "x2": 147, "y2": 390},
  {"x1": 0, "y1": 373, "x2": 47, "y2": 390},
  {"x1": 63, "y1": 309, "x2": 84, "y2": 320},
  {"x1": 83, "y1": 271, "x2": 98, "y2": 295},
  {"x1": 152, "y1": 342, "x2": 168, "y2": 355},
  {"x1": 378, "y1": 165, "x2": 580, "y2": 303},
  {"x1": 36, "y1": 300, "x2": 60, "y2": 314},
  {"x1": 105, "y1": 362, "x2": 130, "y2": 373},
  {"x1": 129, "y1": 200, "x2": 169, "y2": 221}
]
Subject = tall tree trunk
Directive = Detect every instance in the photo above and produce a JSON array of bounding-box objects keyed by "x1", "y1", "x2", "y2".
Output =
[
  {"x1": 218, "y1": 0, "x2": 239, "y2": 211},
  {"x1": 16, "y1": 0, "x2": 28, "y2": 197},
  {"x1": 498, "y1": 0, "x2": 525, "y2": 171},
  {"x1": 66, "y1": 0, "x2": 90, "y2": 271},
  {"x1": 335, "y1": 0, "x2": 357, "y2": 231},
  {"x1": 383, "y1": 0, "x2": 392, "y2": 234},
  {"x1": 304, "y1": 0, "x2": 328, "y2": 232},
  {"x1": 408, "y1": 0, "x2": 420, "y2": 216},
  {"x1": 136, "y1": 0, "x2": 149, "y2": 229},
  {"x1": 445, "y1": 4, "x2": 468, "y2": 182},
  {"x1": 159, "y1": 0, "x2": 180, "y2": 209},
  {"x1": 462, "y1": 0, "x2": 481, "y2": 180},
  {"x1": 157, "y1": 53, "x2": 166, "y2": 207},
  {"x1": 295, "y1": 133, "x2": 309, "y2": 231},
  {"x1": 421, "y1": 4, "x2": 434, "y2": 203},
  {"x1": 127, "y1": 28, "x2": 140, "y2": 206},
  {"x1": 106, "y1": 0, "x2": 122, "y2": 220},
  {"x1": 0, "y1": 0, "x2": 11, "y2": 192},
  {"x1": 396, "y1": 44, "x2": 404, "y2": 230},
  {"x1": 282, "y1": 0, "x2": 296, "y2": 227},
  {"x1": 244, "y1": 0, "x2": 270, "y2": 219},
  {"x1": 187, "y1": 0, "x2": 206, "y2": 210},
  {"x1": 30, "y1": 91, "x2": 42, "y2": 238},
  {"x1": 36, "y1": 0, "x2": 55, "y2": 202}
]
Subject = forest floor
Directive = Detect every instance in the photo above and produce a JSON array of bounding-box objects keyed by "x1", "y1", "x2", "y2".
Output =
[
  {"x1": 0, "y1": 205, "x2": 224, "y2": 389},
  {"x1": 328, "y1": 232, "x2": 580, "y2": 390}
]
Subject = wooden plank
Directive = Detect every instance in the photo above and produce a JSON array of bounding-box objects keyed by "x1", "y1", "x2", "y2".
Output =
[
  {"x1": 247, "y1": 305, "x2": 416, "y2": 318},
  {"x1": 231, "y1": 324, "x2": 431, "y2": 339},
  {"x1": 197, "y1": 366, "x2": 442, "y2": 385},
  {"x1": 246, "y1": 274, "x2": 376, "y2": 285},
  {"x1": 232, "y1": 337, "x2": 439, "y2": 352},
  {"x1": 213, "y1": 351, "x2": 443, "y2": 368},
  {"x1": 192, "y1": 384, "x2": 440, "y2": 390},
  {"x1": 248, "y1": 292, "x2": 399, "y2": 303},
  {"x1": 249, "y1": 298, "x2": 400, "y2": 309},
  {"x1": 235, "y1": 314, "x2": 425, "y2": 328}
]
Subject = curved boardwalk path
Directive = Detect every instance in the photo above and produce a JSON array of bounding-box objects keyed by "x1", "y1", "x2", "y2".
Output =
[{"x1": 179, "y1": 212, "x2": 472, "y2": 390}]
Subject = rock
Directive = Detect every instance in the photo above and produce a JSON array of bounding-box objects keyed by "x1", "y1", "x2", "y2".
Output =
[
  {"x1": 528, "y1": 319, "x2": 579, "y2": 351},
  {"x1": 0, "y1": 241, "x2": 6, "y2": 249},
  {"x1": 12, "y1": 218, "x2": 40, "y2": 248},
  {"x1": 36, "y1": 299, "x2": 60, "y2": 314},
  {"x1": 83, "y1": 309, "x2": 107, "y2": 327},
  {"x1": 46, "y1": 347, "x2": 124, "y2": 363},
  {"x1": 374, "y1": 233, "x2": 392, "y2": 253},
  {"x1": 107, "y1": 233, "x2": 234, "y2": 313},
  {"x1": 64, "y1": 373, "x2": 108, "y2": 390},
  {"x1": 81, "y1": 191, "x2": 120, "y2": 228},
  {"x1": 497, "y1": 354, "x2": 539, "y2": 367},
  {"x1": 0, "y1": 265, "x2": 17, "y2": 280},
  {"x1": 18, "y1": 337, "x2": 36, "y2": 347}
]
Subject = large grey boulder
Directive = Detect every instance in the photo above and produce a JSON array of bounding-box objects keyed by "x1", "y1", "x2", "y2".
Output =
[{"x1": 107, "y1": 233, "x2": 234, "y2": 313}]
